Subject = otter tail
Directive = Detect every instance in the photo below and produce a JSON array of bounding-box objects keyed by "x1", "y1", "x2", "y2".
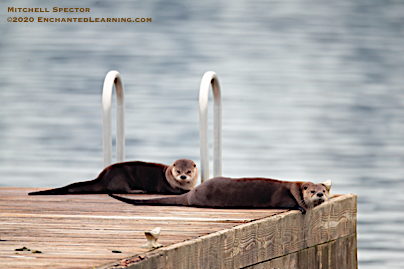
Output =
[
  {"x1": 28, "y1": 184, "x2": 84, "y2": 195},
  {"x1": 109, "y1": 193, "x2": 189, "y2": 206},
  {"x1": 28, "y1": 187, "x2": 69, "y2": 195},
  {"x1": 28, "y1": 180, "x2": 101, "y2": 195}
]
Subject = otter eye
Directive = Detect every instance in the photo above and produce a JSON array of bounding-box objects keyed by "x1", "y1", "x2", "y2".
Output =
[
  {"x1": 187, "y1": 171, "x2": 191, "y2": 174},
  {"x1": 177, "y1": 170, "x2": 181, "y2": 174},
  {"x1": 323, "y1": 190, "x2": 326, "y2": 193},
  {"x1": 193, "y1": 164, "x2": 196, "y2": 167},
  {"x1": 303, "y1": 186, "x2": 307, "y2": 190},
  {"x1": 311, "y1": 190, "x2": 315, "y2": 194}
]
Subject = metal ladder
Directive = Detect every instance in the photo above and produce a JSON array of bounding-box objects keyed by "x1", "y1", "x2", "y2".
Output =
[{"x1": 101, "y1": 70, "x2": 222, "y2": 183}]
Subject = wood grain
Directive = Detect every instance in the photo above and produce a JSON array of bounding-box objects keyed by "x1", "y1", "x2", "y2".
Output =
[
  {"x1": 0, "y1": 187, "x2": 285, "y2": 269},
  {"x1": 103, "y1": 194, "x2": 357, "y2": 269},
  {"x1": 0, "y1": 188, "x2": 356, "y2": 269},
  {"x1": 245, "y1": 234, "x2": 357, "y2": 269}
]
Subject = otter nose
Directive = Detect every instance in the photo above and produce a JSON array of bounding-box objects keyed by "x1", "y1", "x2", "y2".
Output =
[
  {"x1": 317, "y1": 192, "x2": 323, "y2": 197},
  {"x1": 180, "y1": 175, "x2": 187, "y2": 180}
]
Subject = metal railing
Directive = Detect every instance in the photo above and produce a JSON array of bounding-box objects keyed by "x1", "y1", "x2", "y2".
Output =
[
  {"x1": 199, "y1": 71, "x2": 222, "y2": 183},
  {"x1": 102, "y1": 71, "x2": 125, "y2": 168},
  {"x1": 100, "y1": 70, "x2": 223, "y2": 183}
]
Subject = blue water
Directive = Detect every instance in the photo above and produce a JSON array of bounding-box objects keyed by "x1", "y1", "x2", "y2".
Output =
[{"x1": 1, "y1": 0, "x2": 403, "y2": 268}]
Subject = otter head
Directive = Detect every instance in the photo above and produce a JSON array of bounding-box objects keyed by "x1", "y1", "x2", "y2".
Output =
[
  {"x1": 301, "y1": 182, "x2": 328, "y2": 209},
  {"x1": 165, "y1": 159, "x2": 198, "y2": 191}
]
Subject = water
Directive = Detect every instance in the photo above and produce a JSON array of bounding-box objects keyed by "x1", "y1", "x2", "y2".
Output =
[{"x1": 1, "y1": 0, "x2": 404, "y2": 267}]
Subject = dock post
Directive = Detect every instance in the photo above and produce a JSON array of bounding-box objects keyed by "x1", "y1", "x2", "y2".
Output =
[
  {"x1": 102, "y1": 71, "x2": 125, "y2": 168},
  {"x1": 199, "y1": 71, "x2": 222, "y2": 183}
]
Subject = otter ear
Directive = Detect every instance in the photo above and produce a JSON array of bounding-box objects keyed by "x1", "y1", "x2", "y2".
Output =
[{"x1": 321, "y1": 179, "x2": 332, "y2": 193}]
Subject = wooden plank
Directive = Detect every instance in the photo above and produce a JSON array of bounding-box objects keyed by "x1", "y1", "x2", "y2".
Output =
[
  {"x1": 0, "y1": 187, "x2": 286, "y2": 268},
  {"x1": 329, "y1": 233, "x2": 357, "y2": 268},
  {"x1": 0, "y1": 188, "x2": 356, "y2": 269},
  {"x1": 244, "y1": 234, "x2": 357, "y2": 269},
  {"x1": 102, "y1": 194, "x2": 357, "y2": 269}
]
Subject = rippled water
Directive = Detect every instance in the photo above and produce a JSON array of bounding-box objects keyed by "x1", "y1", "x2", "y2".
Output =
[{"x1": 1, "y1": 0, "x2": 404, "y2": 268}]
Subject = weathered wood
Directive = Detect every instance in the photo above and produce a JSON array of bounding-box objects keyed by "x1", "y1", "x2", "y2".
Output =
[
  {"x1": 0, "y1": 188, "x2": 285, "y2": 268},
  {"x1": 101, "y1": 194, "x2": 357, "y2": 269},
  {"x1": 245, "y1": 234, "x2": 357, "y2": 269},
  {"x1": 0, "y1": 188, "x2": 356, "y2": 269}
]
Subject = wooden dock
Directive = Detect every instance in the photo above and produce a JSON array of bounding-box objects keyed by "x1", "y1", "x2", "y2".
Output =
[{"x1": 0, "y1": 187, "x2": 357, "y2": 269}]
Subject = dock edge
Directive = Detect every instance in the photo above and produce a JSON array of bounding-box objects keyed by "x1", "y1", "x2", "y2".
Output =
[{"x1": 98, "y1": 193, "x2": 357, "y2": 269}]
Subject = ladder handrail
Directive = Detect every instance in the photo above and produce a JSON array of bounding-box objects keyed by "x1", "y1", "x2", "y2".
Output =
[
  {"x1": 102, "y1": 71, "x2": 125, "y2": 168},
  {"x1": 199, "y1": 71, "x2": 222, "y2": 183}
]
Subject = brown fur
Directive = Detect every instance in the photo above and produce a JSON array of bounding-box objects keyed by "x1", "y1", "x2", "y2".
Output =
[
  {"x1": 109, "y1": 177, "x2": 328, "y2": 213},
  {"x1": 29, "y1": 159, "x2": 198, "y2": 195}
]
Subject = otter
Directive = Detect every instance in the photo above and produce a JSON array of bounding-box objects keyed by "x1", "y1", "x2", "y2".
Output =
[
  {"x1": 28, "y1": 159, "x2": 198, "y2": 195},
  {"x1": 109, "y1": 177, "x2": 329, "y2": 213}
]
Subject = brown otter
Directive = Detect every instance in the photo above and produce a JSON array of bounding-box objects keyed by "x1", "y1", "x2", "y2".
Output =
[
  {"x1": 28, "y1": 159, "x2": 198, "y2": 195},
  {"x1": 109, "y1": 177, "x2": 328, "y2": 214}
]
